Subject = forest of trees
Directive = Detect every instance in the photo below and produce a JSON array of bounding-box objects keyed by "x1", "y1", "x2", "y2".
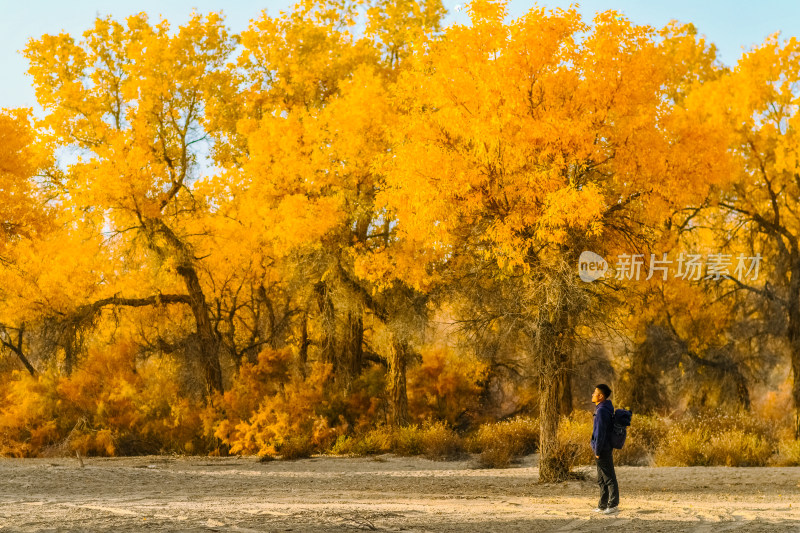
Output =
[{"x1": 1, "y1": 0, "x2": 799, "y2": 481}]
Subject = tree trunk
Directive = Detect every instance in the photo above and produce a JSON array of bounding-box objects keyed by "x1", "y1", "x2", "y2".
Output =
[
  {"x1": 787, "y1": 285, "x2": 800, "y2": 439},
  {"x1": 538, "y1": 372, "x2": 568, "y2": 482},
  {"x1": 63, "y1": 329, "x2": 75, "y2": 377},
  {"x1": 536, "y1": 300, "x2": 572, "y2": 483},
  {"x1": 177, "y1": 264, "x2": 224, "y2": 394},
  {"x1": 340, "y1": 312, "x2": 363, "y2": 386},
  {"x1": 299, "y1": 311, "x2": 309, "y2": 367},
  {"x1": 791, "y1": 344, "x2": 800, "y2": 439},
  {"x1": 389, "y1": 339, "x2": 410, "y2": 427},
  {"x1": 315, "y1": 282, "x2": 337, "y2": 367},
  {"x1": 559, "y1": 370, "x2": 573, "y2": 416},
  {"x1": 733, "y1": 370, "x2": 751, "y2": 412}
]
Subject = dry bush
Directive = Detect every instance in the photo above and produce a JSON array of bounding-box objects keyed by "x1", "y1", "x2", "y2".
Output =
[
  {"x1": 469, "y1": 416, "x2": 539, "y2": 468},
  {"x1": 656, "y1": 427, "x2": 774, "y2": 466},
  {"x1": 278, "y1": 435, "x2": 314, "y2": 460},
  {"x1": 654, "y1": 411, "x2": 777, "y2": 466},
  {"x1": 329, "y1": 435, "x2": 353, "y2": 455},
  {"x1": 328, "y1": 421, "x2": 462, "y2": 460},
  {"x1": 708, "y1": 430, "x2": 774, "y2": 466},
  {"x1": 478, "y1": 445, "x2": 514, "y2": 468},
  {"x1": 469, "y1": 416, "x2": 539, "y2": 454},
  {"x1": 330, "y1": 427, "x2": 393, "y2": 456},
  {"x1": 420, "y1": 421, "x2": 464, "y2": 460},
  {"x1": 208, "y1": 350, "x2": 352, "y2": 456},
  {"x1": 615, "y1": 414, "x2": 668, "y2": 466},
  {"x1": 393, "y1": 425, "x2": 425, "y2": 456},
  {"x1": 772, "y1": 434, "x2": 800, "y2": 466},
  {"x1": 555, "y1": 410, "x2": 595, "y2": 468},
  {"x1": 655, "y1": 423, "x2": 706, "y2": 466},
  {"x1": 471, "y1": 412, "x2": 595, "y2": 471}
]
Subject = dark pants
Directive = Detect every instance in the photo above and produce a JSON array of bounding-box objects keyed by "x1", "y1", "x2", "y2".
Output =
[{"x1": 596, "y1": 448, "x2": 619, "y2": 509}]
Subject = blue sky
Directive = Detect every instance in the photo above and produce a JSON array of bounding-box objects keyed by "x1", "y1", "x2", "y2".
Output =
[{"x1": 2, "y1": 0, "x2": 799, "y2": 109}]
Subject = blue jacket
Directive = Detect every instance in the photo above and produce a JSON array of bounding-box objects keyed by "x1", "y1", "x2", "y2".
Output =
[{"x1": 591, "y1": 399, "x2": 614, "y2": 455}]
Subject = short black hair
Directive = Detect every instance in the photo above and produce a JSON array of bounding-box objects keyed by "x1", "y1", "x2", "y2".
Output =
[{"x1": 595, "y1": 384, "x2": 612, "y2": 399}]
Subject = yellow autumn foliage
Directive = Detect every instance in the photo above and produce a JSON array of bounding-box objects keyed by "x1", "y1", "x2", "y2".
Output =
[{"x1": 0, "y1": 0, "x2": 798, "y2": 466}]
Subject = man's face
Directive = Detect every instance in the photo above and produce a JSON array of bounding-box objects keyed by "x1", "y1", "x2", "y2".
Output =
[{"x1": 592, "y1": 388, "x2": 604, "y2": 405}]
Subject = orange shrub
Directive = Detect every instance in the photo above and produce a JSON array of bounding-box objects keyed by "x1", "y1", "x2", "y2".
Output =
[
  {"x1": 406, "y1": 346, "x2": 488, "y2": 425},
  {"x1": 0, "y1": 341, "x2": 206, "y2": 457},
  {"x1": 205, "y1": 348, "x2": 353, "y2": 456}
]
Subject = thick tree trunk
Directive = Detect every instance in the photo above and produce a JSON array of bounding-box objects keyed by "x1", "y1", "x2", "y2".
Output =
[
  {"x1": 176, "y1": 264, "x2": 223, "y2": 394},
  {"x1": 536, "y1": 300, "x2": 572, "y2": 483},
  {"x1": 538, "y1": 371, "x2": 568, "y2": 482},
  {"x1": 389, "y1": 339, "x2": 410, "y2": 427}
]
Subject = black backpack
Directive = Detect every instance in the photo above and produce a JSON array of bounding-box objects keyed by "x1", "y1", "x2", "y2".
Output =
[{"x1": 610, "y1": 408, "x2": 632, "y2": 449}]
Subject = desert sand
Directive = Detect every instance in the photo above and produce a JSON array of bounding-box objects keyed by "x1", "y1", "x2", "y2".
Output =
[{"x1": 0, "y1": 454, "x2": 799, "y2": 532}]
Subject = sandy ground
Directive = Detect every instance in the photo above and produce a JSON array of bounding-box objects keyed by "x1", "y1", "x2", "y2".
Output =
[{"x1": 0, "y1": 454, "x2": 799, "y2": 532}]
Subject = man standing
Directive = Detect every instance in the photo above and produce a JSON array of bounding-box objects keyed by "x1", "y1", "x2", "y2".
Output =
[{"x1": 591, "y1": 384, "x2": 619, "y2": 515}]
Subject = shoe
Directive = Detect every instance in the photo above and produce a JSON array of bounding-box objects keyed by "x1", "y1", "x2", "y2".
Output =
[
  {"x1": 593, "y1": 507, "x2": 605, "y2": 513},
  {"x1": 603, "y1": 506, "x2": 619, "y2": 515}
]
